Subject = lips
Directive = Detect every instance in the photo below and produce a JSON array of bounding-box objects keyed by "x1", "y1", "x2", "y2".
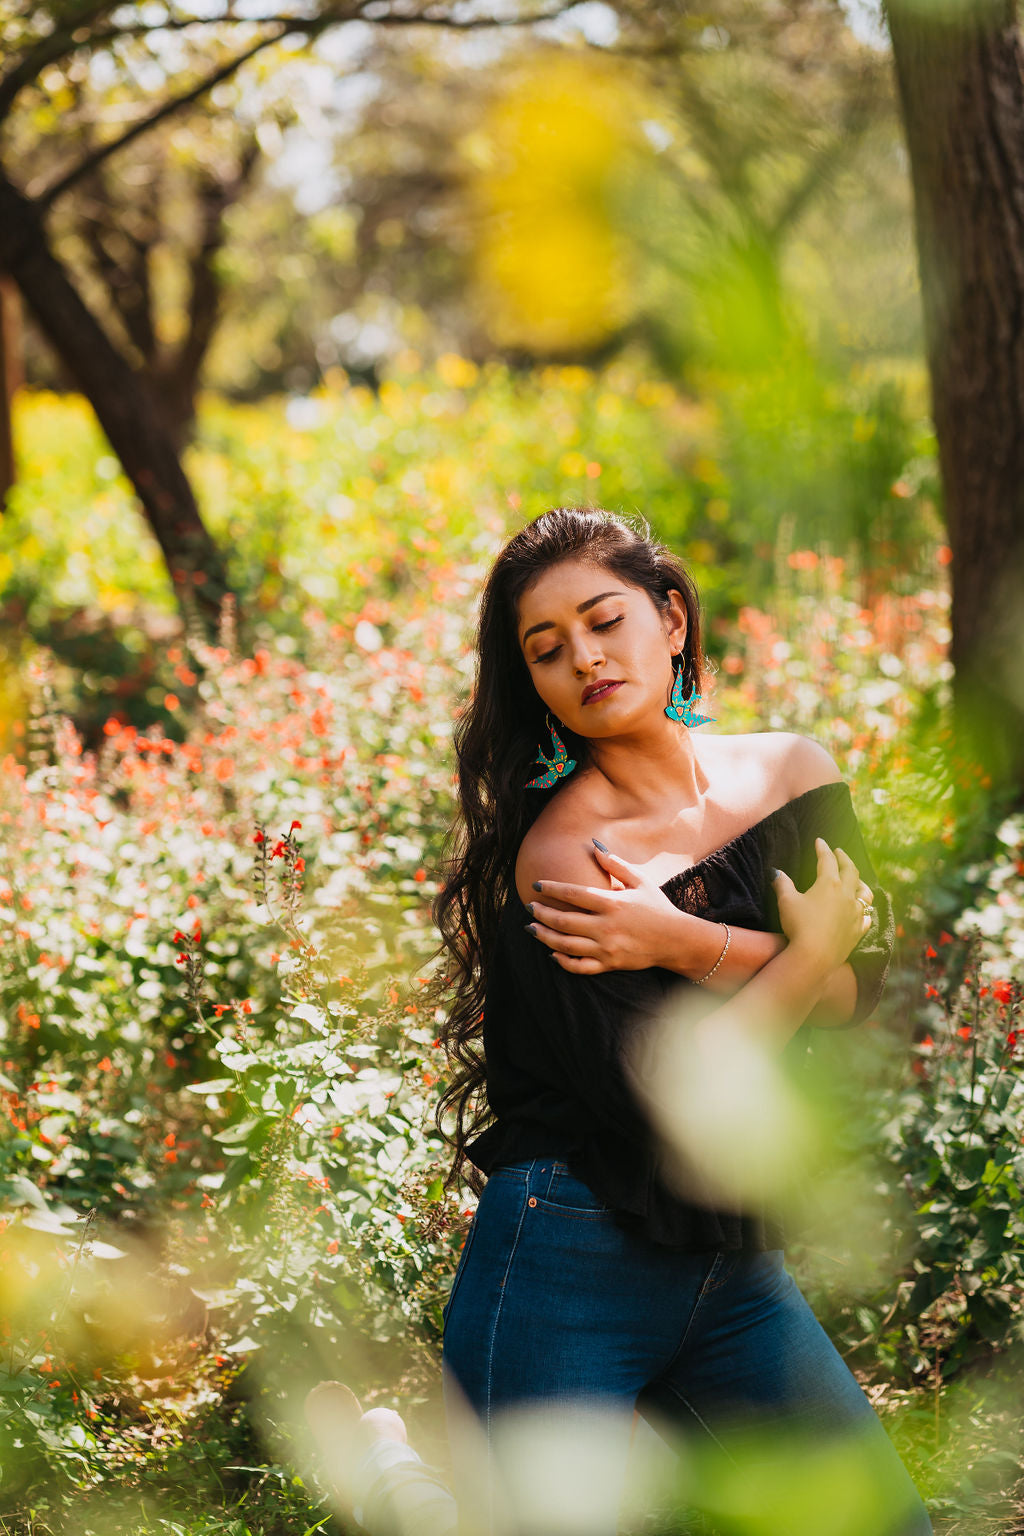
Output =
[{"x1": 581, "y1": 680, "x2": 624, "y2": 705}]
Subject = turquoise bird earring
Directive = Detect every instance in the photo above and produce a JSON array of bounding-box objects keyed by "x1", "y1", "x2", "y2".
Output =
[
  {"x1": 665, "y1": 655, "x2": 715, "y2": 728},
  {"x1": 525, "y1": 712, "x2": 577, "y2": 789}
]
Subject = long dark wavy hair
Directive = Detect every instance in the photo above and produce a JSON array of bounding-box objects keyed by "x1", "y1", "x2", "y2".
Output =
[{"x1": 430, "y1": 506, "x2": 710, "y2": 1195}]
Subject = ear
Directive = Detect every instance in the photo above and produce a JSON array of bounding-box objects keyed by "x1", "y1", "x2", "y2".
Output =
[{"x1": 664, "y1": 588, "x2": 688, "y2": 654}]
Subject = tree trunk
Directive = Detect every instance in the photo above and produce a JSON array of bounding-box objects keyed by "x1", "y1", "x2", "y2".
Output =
[
  {"x1": 887, "y1": 0, "x2": 1024, "y2": 799},
  {"x1": 0, "y1": 169, "x2": 235, "y2": 646},
  {"x1": 151, "y1": 141, "x2": 261, "y2": 452},
  {"x1": 0, "y1": 275, "x2": 21, "y2": 507}
]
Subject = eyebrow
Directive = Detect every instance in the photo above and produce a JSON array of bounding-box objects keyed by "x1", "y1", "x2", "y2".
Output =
[{"x1": 521, "y1": 591, "x2": 626, "y2": 644}]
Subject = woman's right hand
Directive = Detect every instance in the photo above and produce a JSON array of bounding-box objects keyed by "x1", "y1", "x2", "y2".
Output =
[{"x1": 773, "y1": 838, "x2": 873, "y2": 977}]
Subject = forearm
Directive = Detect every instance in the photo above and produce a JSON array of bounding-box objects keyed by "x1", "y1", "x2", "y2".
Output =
[
  {"x1": 662, "y1": 913, "x2": 858, "y2": 1025},
  {"x1": 694, "y1": 936, "x2": 833, "y2": 1053},
  {"x1": 661, "y1": 910, "x2": 785, "y2": 990},
  {"x1": 803, "y1": 961, "x2": 858, "y2": 1027}
]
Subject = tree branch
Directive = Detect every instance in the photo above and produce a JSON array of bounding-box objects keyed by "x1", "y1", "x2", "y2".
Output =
[
  {"x1": 35, "y1": 31, "x2": 289, "y2": 210},
  {"x1": 25, "y1": 0, "x2": 576, "y2": 206},
  {"x1": 78, "y1": 1, "x2": 575, "y2": 46},
  {"x1": 0, "y1": 2, "x2": 120, "y2": 122},
  {"x1": 767, "y1": 101, "x2": 873, "y2": 246}
]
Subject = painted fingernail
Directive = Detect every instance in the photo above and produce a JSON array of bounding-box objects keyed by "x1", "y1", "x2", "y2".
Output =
[
  {"x1": 525, "y1": 902, "x2": 535, "y2": 918},
  {"x1": 524, "y1": 923, "x2": 537, "y2": 936},
  {"x1": 771, "y1": 867, "x2": 783, "y2": 881},
  {"x1": 532, "y1": 880, "x2": 543, "y2": 892},
  {"x1": 592, "y1": 838, "x2": 609, "y2": 853}
]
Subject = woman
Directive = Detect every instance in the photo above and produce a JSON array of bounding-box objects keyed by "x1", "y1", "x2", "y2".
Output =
[{"x1": 431, "y1": 506, "x2": 932, "y2": 1536}]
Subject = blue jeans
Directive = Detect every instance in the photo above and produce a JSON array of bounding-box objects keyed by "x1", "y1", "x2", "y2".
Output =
[{"x1": 442, "y1": 1158, "x2": 933, "y2": 1536}]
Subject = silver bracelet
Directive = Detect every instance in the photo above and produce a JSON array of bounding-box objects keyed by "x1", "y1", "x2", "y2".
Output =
[{"x1": 695, "y1": 923, "x2": 731, "y2": 985}]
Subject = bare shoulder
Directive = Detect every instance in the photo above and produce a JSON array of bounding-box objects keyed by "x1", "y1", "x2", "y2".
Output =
[
  {"x1": 514, "y1": 786, "x2": 607, "y2": 910},
  {"x1": 700, "y1": 729, "x2": 841, "y2": 799},
  {"x1": 765, "y1": 731, "x2": 843, "y2": 798}
]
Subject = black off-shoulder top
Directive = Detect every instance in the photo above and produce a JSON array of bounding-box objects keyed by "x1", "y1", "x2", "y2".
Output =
[{"x1": 464, "y1": 780, "x2": 895, "y2": 1253}]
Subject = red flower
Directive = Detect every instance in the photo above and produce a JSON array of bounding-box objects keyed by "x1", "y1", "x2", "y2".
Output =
[
  {"x1": 957, "y1": 1025, "x2": 971, "y2": 1040},
  {"x1": 924, "y1": 945, "x2": 937, "y2": 960},
  {"x1": 920, "y1": 1034, "x2": 934, "y2": 1049},
  {"x1": 1007, "y1": 1032, "x2": 1018, "y2": 1049},
  {"x1": 924, "y1": 984, "x2": 940, "y2": 1000},
  {"x1": 939, "y1": 931, "x2": 954, "y2": 946},
  {"x1": 326, "y1": 1239, "x2": 339, "y2": 1254},
  {"x1": 993, "y1": 980, "x2": 1013, "y2": 1005}
]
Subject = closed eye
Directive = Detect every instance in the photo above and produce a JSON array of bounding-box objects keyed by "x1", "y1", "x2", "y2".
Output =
[{"x1": 534, "y1": 614, "x2": 623, "y2": 664}]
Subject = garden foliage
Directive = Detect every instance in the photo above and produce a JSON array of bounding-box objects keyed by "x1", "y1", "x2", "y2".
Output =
[{"x1": 0, "y1": 370, "x2": 1019, "y2": 1530}]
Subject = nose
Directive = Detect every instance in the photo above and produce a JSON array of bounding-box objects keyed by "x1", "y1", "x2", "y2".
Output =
[{"x1": 571, "y1": 630, "x2": 605, "y2": 676}]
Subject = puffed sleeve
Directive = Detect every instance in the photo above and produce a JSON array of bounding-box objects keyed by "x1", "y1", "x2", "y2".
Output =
[{"x1": 791, "y1": 782, "x2": 895, "y2": 1028}]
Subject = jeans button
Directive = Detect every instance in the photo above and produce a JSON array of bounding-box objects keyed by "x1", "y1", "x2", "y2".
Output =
[{"x1": 528, "y1": 1197, "x2": 537, "y2": 1207}]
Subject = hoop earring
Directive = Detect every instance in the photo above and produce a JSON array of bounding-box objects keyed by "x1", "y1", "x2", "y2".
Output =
[
  {"x1": 665, "y1": 655, "x2": 715, "y2": 728},
  {"x1": 525, "y1": 711, "x2": 577, "y2": 789}
]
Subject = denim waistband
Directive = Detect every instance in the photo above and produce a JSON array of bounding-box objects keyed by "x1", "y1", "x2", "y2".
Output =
[{"x1": 488, "y1": 1157, "x2": 575, "y2": 1201}]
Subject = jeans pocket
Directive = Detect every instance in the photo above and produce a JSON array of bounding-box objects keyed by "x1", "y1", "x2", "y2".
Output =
[
  {"x1": 442, "y1": 1217, "x2": 479, "y2": 1330},
  {"x1": 534, "y1": 1162, "x2": 616, "y2": 1220}
]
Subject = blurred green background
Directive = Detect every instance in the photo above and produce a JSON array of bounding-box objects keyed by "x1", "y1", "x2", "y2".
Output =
[{"x1": 1, "y1": 1, "x2": 1022, "y2": 1533}]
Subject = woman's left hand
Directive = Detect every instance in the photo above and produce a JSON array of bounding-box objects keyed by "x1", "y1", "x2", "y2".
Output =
[{"x1": 525, "y1": 845, "x2": 686, "y2": 974}]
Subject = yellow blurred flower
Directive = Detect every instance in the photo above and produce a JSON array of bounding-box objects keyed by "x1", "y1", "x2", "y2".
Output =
[
  {"x1": 437, "y1": 353, "x2": 479, "y2": 390},
  {"x1": 468, "y1": 57, "x2": 638, "y2": 353}
]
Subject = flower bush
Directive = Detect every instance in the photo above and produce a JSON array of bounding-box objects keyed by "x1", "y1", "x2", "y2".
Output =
[
  {"x1": 0, "y1": 579, "x2": 481, "y2": 1516},
  {"x1": 871, "y1": 826, "x2": 1024, "y2": 1380},
  {"x1": 3, "y1": 374, "x2": 1017, "y2": 1531},
  {"x1": 1, "y1": 356, "x2": 939, "y2": 750}
]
